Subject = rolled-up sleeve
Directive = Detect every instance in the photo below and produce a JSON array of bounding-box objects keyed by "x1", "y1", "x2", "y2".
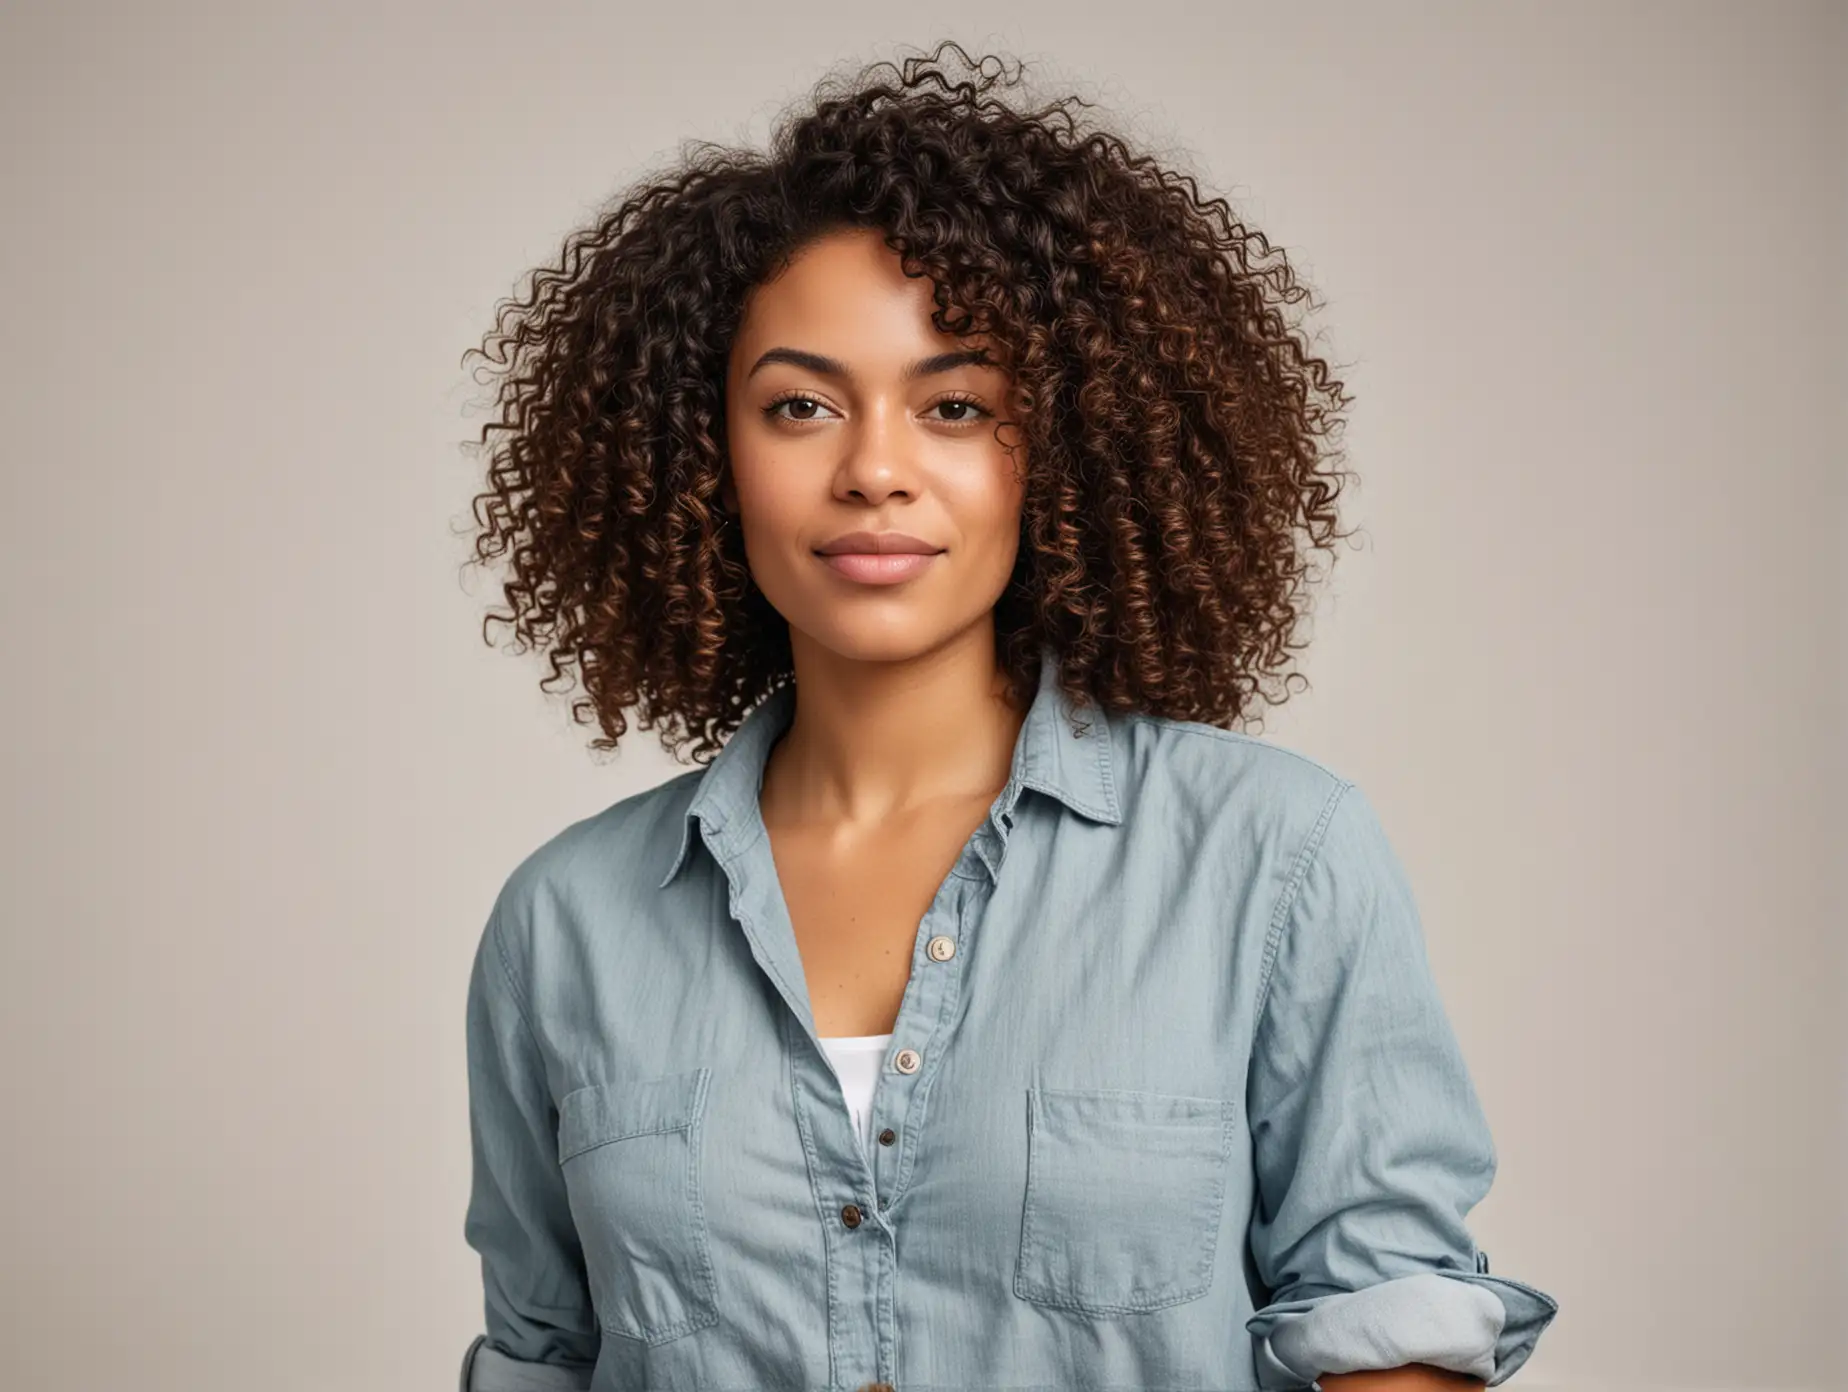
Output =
[
  {"x1": 1244, "y1": 782, "x2": 1558, "y2": 1389},
  {"x1": 461, "y1": 903, "x2": 600, "y2": 1391}
]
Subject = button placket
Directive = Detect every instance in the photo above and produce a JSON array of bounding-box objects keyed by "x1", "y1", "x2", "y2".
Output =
[
  {"x1": 863, "y1": 897, "x2": 961, "y2": 1209},
  {"x1": 862, "y1": 809, "x2": 1004, "y2": 1382}
]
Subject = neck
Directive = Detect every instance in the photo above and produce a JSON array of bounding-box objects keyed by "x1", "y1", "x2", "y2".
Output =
[{"x1": 762, "y1": 628, "x2": 1028, "y2": 828}]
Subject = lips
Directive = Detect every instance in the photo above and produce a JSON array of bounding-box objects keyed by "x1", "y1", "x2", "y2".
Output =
[
  {"x1": 811, "y1": 530, "x2": 945, "y2": 586},
  {"x1": 813, "y1": 530, "x2": 945, "y2": 556}
]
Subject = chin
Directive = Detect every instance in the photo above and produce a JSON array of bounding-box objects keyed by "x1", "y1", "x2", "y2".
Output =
[{"x1": 786, "y1": 618, "x2": 977, "y2": 669}]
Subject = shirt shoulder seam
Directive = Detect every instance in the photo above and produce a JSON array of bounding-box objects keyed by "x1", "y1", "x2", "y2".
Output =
[
  {"x1": 1251, "y1": 777, "x2": 1356, "y2": 1036},
  {"x1": 1122, "y1": 711, "x2": 1349, "y2": 784}
]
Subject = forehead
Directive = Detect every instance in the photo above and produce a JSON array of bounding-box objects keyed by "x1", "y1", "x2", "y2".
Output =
[{"x1": 731, "y1": 229, "x2": 995, "y2": 367}]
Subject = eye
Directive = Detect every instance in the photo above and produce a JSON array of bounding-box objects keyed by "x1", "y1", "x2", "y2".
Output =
[
  {"x1": 926, "y1": 393, "x2": 993, "y2": 426},
  {"x1": 762, "y1": 393, "x2": 839, "y2": 424},
  {"x1": 759, "y1": 391, "x2": 995, "y2": 428}
]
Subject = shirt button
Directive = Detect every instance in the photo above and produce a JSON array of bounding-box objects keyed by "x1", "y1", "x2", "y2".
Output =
[
  {"x1": 925, "y1": 935, "x2": 956, "y2": 962},
  {"x1": 877, "y1": 1127, "x2": 897, "y2": 1146},
  {"x1": 841, "y1": 1203, "x2": 863, "y2": 1229},
  {"x1": 893, "y1": 1048, "x2": 922, "y2": 1074}
]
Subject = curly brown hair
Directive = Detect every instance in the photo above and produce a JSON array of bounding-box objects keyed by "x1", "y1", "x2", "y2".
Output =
[{"x1": 461, "y1": 40, "x2": 1357, "y2": 765}]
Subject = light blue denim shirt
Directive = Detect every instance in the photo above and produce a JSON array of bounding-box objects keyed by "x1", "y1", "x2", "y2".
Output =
[{"x1": 461, "y1": 646, "x2": 1559, "y2": 1392}]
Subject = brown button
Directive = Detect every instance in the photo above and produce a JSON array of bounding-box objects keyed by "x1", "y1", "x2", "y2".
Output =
[
  {"x1": 840, "y1": 1203, "x2": 863, "y2": 1229},
  {"x1": 877, "y1": 1127, "x2": 897, "y2": 1146},
  {"x1": 857, "y1": 1384, "x2": 896, "y2": 1392}
]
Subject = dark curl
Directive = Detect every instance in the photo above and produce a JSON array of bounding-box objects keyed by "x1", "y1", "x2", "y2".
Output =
[{"x1": 461, "y1": 40, "x2": 1357, "y2": 764}]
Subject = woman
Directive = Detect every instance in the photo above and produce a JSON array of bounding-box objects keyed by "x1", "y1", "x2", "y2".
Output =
[{"x1": 457, "y1": 42, "x2": 1559, "y2": 1392}]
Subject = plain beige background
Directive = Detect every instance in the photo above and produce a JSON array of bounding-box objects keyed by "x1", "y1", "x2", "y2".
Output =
[{"x1": 2, "y1": 3, "x2": 1842, "y2": 1390}]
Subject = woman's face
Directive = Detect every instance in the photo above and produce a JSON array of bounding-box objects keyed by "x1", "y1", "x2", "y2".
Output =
[{"x1": 723, "y1": 226, "x2": 1026, "y2": 667}]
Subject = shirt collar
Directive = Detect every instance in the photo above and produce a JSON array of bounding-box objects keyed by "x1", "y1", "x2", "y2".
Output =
[{"x1": 656, "y1": 643, "x2": 1122, "y2": 890}]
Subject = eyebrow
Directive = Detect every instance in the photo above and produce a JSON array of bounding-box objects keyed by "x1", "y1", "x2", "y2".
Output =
[{"x1": 745, "y1": 346, "x2": 997, "y2": 383}]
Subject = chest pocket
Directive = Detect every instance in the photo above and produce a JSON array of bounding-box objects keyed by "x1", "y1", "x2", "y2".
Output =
[
  {"x1": 556, "y1": 1068, "x2": 719, "y2": 1345},
  {"x1": 1014, "y1": 1085, "x2": 1236, "y2": 1316}
]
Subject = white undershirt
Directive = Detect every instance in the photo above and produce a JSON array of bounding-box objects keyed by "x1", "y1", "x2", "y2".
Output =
[{"x1": 817, "y1": 1032, "x2": 892, "y2": 1149}]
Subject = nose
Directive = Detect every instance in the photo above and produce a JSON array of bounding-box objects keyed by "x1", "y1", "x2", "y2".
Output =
[{"x1": 833, "y1": 400, "x2": 920, "y2": 503}]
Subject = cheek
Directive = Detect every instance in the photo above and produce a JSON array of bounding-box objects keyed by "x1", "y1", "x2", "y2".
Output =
[
  {"x1": 736, "y1": 491, "x2": 804, "y2": 561},
  {"x1": 963, "y1": 455, "x2": 1027, "y2": 548},
  {"x1": 726, "y1": 449, "x2": 799, "y2": 535}
]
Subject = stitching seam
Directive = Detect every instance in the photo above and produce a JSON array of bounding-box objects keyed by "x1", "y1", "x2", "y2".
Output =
[{"x1": 1250, "y1": 780, "x2": 1352, "y2": 1043}]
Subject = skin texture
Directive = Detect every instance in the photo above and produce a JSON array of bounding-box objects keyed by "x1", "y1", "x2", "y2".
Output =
[
  {"x1": 721, "y1": 226, "x2": 1033, "y2": 1037},
  {"x1": 721, "y1": 225, "x2": 1028, "y2": 685}
]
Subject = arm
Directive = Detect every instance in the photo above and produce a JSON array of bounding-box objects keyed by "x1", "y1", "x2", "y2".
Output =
[
  {"x1": 460, "y1": 901, "x2": 601, "y2": 1391},
  {"x1": 1321, "y1": 1367, "x2": 1486, "y2": 1391},
  {"x1": 1243, "y1": 781, "x2": 1558, "y2": 1389}
]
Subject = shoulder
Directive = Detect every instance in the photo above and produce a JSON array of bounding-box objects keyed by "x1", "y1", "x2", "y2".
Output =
[
  {"x1": 1114, "y1": 714, "x2": 1419, "y2": 967},
  {"x1": 486, "y1": 765, "x2": 706, "y2": 952},
  {"x1": 1114, "y1": 709, "x2": 1356, "y2": 851}
]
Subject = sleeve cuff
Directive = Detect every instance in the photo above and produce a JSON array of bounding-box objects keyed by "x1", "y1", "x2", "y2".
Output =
[
  {"x1": 460, "y1": 1334, "x2": 597, "y2": 1392},
  {"x1": 1246, "y1": 1269, "x2": 1559, "y2": 1388}
]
